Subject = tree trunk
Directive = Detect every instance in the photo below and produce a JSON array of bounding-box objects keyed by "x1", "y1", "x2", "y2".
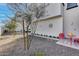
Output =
[
  {"x1": 23, "y1": 19, "x2": 26, "y2": 50},
  {"x1": 26, "y1": 26, "x2": 30, "y2": 50}
]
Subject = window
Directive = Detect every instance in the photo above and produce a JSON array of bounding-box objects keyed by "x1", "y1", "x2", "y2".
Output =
[
  {"x1": 49, "y1": 24, "x2": 53, "y2": 28},
  {"x1": 67, "y1": 3, "x2": 78, "y2": 10}
]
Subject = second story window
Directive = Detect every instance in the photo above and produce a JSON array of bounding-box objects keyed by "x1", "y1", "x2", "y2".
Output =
[{"x1": 67, "y1": 3, "x2": 78, "y2": 10}]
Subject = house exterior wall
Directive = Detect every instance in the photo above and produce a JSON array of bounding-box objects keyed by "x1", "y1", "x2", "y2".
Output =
[
  {"x1": 14, "y1": 3, "x2": 64, "y2": 36},
  {"x1": 33, "y1": 3, "x2": 64, "y2": 36},
  {"x1": 35, "y1": 17, "x2": 63, "y2": 36},
  {"x1": 44, "y1": 3, "x2": 63, "y2": 18},
  {"x1": 33, "y1": 3, "x2": 79, "y2": 37},
  {"x1": 3, "y1": 3, "x2": 79, "y2": 37},
  {"x1": 64, "y1": 3, "x2": 79, "y2": 36},
  {"x1": 33, "y1": 3, "x2": 63, "y2": 22}
]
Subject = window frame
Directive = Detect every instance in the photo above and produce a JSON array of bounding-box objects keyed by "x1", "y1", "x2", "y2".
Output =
[{"x1": 67, "y1": 3, "x2": 78, "y2": 10}]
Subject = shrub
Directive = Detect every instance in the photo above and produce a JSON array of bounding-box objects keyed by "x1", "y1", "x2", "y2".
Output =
[
  {"x1": 46, "y1": 35, "x2": 48, "y2": 37},
  {"x1": 44, "y1": 35, "x2": 46, "y2": 37},
  {"x1": 41, "y1": 34, "x2": 43, "y2": 36},
  {"x1": 49, "y1": 35, "x2": 52, "y2": 38},
  {"x1": 33, "y1": 51, "x2": 45, "y2": 56},
  {"x1": 53, "y1": 36, "x2": 56, "y2": 38}
]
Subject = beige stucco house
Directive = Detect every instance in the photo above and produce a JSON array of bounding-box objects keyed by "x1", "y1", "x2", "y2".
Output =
[
  {"x1": 1, "y1": 3, "x2": 79, "y2": 37},
  {"x1": 32, "y1": 3, "x2": 79, "y2": 37}
]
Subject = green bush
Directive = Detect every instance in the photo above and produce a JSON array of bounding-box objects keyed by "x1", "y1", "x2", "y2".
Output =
[
  {"x1": 49, "y1": 35, "x2": 52, "y2": 38},
  {"x1": 33, "y1": 51, "x2": 45, "y2": 56},
  {"x1": 53, "y1": 36, "x2": 56, "y2": 38}
]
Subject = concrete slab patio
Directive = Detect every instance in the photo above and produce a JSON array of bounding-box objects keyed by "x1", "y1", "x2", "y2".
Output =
[{"x1": 56, "y1": 39, "x2": 79, "y2": 50}]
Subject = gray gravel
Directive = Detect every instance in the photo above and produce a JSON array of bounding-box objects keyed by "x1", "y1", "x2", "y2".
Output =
[{"x1": 0, "y1": 36, "x2": 79, "y2": 56}]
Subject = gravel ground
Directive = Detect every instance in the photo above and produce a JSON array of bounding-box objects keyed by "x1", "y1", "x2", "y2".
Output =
[{"x1": 0, "y1": 36, "x2": 79, "y2": 56}]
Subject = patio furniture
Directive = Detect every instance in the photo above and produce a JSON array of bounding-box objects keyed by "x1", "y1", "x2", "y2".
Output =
[
  {"x1": 59, "y1": 33, "x2": 64, "y2": 39},
  {"x1": 73, "y1": 36, "x2": 79, "y2": 44},
  {"x1": 67, "y1": 32, "x2": 74, "y2": 45}
]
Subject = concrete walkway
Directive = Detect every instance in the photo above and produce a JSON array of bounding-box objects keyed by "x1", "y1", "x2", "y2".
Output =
[{"x1": 0, "y1": 35, "x2": 23, "y2": 52}]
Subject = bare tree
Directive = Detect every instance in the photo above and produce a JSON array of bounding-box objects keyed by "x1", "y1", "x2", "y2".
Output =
[
  {"x1": 7, "y1": 3, "x2": 49, "y2": 50},
  {"x1": 28, "y1": 3, "x2": 49, "y2": 35}
]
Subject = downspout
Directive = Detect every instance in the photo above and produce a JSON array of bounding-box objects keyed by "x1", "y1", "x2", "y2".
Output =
[{"x1": 61, "y1": 3, "x2": 65, "y2": 36}]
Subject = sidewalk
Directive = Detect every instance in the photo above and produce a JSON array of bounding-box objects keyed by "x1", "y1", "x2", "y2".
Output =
[{"x1": 0, "y1": 35, "x2": 23, "y2": 52}]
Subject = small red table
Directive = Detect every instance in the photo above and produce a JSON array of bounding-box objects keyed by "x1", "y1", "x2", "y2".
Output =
[{"x1": 73, "y1": 36, "x2": 79, "y2": 44}]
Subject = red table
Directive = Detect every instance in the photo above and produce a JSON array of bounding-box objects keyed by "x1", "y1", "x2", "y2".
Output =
[{"x1": 73, "y1": 36, "x2": 79, "y2": 44}]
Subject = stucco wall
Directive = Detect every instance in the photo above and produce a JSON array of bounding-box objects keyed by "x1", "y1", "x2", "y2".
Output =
[
  {"x1": 44, "y1": 3, "x2": 63, "y2": 17},
  {"x1": 33, "y1": 3, "x2": 63, "y2": 22},
  {"x1": 64, "y1": 4, "x2": 79, "y2": 36},
  {"x1": 35, "y1": 17, "x2": 63, "y2": 36}
]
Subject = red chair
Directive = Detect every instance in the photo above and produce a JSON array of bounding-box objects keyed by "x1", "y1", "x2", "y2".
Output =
[
  {"x1": 75, "y1": 38, "x2": 79, "y2": 44},
  {"x1": 73, "y1": 36, "x2": 79, "y2": 44},
  {"x1": 67, "y1": 32, "x2": 74, "y2": 45},
  {"x1": 59, "y1": 33, "x2": 64, "y2": 39},
  {"x1": 74, "y1": 39, "x2": 77, "y2": 43},
  {"x1": 77, "y1": 40, "x2": 79, "y2": 44}
]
